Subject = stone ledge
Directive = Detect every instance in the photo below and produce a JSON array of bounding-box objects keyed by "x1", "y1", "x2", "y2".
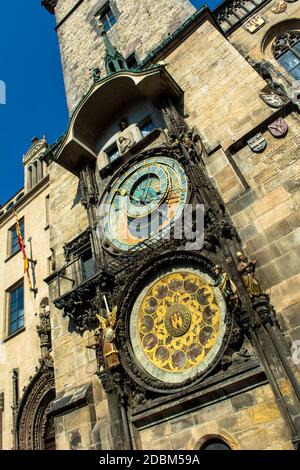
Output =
[
  {"x1": 132, "y1": 360, "x2": 265, "y2": 428},
  {"x1": 50, "y1": 383, "x2": 93, "y2": 418}
]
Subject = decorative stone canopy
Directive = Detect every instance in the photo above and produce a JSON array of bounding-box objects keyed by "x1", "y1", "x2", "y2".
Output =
[
  {"x1": 41, "y1": 0, "x2": 57, "y2": 14},
  {"x1": 99, "y1": 24, "x2": 127, "y2": 76},
  {"x1": 53, "y1": 66, "x2": 183, "y2": 175}
]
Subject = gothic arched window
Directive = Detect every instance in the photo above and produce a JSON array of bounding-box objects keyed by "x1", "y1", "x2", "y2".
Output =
[
  {"x1": 272, "y1": 32, "x2": 300, "y2": 80},
  {"x1": 200, "y1": 438, "x2": 231, "y2": 450}
]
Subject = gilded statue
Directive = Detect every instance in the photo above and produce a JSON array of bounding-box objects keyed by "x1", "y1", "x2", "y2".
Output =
[
  {"x1": 237, "y1": 251, "x2": 261, "y2": 298},
  {"x1": 179, "y1": 126, "x2": 201, "y2": 161},
  {"x1": 96, "y1": 297, "x2": 120, "y2": 369}
]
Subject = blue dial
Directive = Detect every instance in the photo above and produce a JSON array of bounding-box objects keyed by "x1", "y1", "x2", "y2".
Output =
[{"x1": 100, "y1": 155, "x2": 188, "y2": 251}]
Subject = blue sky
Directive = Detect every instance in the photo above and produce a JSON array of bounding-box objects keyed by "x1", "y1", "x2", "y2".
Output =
[{"x1": 0, "y1": 0, "x2": 222, "y2": 205}]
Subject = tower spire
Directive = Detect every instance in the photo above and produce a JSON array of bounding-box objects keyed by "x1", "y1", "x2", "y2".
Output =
[{"x1": 98, "y1": 22, "x2": 127, "y2": 75}]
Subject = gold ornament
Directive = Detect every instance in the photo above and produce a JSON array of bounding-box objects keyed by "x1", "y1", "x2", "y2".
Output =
[
  {"x1": 96, "y1": 297, "x2": 120, "y2": 369},
  {"x1": 272, "y1": 1, "x2": 287, "y2": 13},
  {"x1": 237, "y1": 251, "x2": 261, "y2": 298},
  {"x1": 137, "y1": 272, "x2": 222, "y2": 373}
]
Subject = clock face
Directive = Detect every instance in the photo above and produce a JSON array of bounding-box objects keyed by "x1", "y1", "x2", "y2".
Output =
[
  {"x1": 100, "y1": 155, "x2": 188, "y2": 251},
  {"x1": 129, "y1": 267, "x2": 227, "y2": 385}
]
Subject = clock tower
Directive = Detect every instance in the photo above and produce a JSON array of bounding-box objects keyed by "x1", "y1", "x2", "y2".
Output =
[
  {"x1": 40, "y1": 0, "x2": 300, "y2": 452},
  {"x1": 42, "y1": 0, "x2": 196, "y2": 112}
]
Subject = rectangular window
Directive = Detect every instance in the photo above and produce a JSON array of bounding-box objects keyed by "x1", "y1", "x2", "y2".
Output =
[
  {"x1": 9, "y1": 220, "x2": 24, "y2": 256},
  {"x1": 106, "y1": 143, "x2": 119, "y2": 163},
  {"x1": 96, "y1": 3, "x2": 117, "y2": 32},
  {"x1": 126, "y1": 52, "x2": 139, "y2": 70},
  {"x1": 81, "y1": 252, "x2": 95, "y2": 281},
  {"x1": 139, "y1": 117, "x2": 156, "y2": 138},
  {"x1": 278, "y1": 51, "x2": 300, "y2": 80},
  {"x1": 45, "y1": 195, "x2": 50, "y2": 228},
  {"x1": 8, "y1": 282, "x2": 24, "y2": 335}
]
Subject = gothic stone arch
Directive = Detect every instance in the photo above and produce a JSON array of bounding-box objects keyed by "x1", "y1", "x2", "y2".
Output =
[{"x1": 16, "y1": 361, "x2": 55, "y2": 450}]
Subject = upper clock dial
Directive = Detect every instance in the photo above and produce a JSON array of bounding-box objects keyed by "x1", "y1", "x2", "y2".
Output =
[{"x1": 100, "y1": 155, "x2": 188, "y2": 251}]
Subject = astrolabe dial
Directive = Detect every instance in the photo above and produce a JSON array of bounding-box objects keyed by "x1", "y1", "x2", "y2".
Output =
[
  {"x1": 129, "y1": 268, "x2": 227, "y2": 384},
  {"x1": 99, "y1": 155, "x2": 188, "y2": 251}
]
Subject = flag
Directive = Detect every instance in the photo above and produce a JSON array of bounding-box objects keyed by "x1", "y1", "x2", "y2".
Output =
[{"x1": 13, "y1": 211, "x2": 32, "y2": 290}]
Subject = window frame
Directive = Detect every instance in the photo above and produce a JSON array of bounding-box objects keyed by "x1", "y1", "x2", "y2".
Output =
[
  {"x1": 80, "y1": 250, "x2": 95, "y2": 282},
  {"x1": 126, "y1": 52, "x2": 139, "y2": 70},
  {"x1": 105, "y1": 142, "x2": 120, "y2": 163},
  {"x1": 95, "y1": 2, "x2": 117, "y2": 32},
  {"x1": 45, "y1": 195, "x2": 50, "y2": 229},
  {"x1": 8, "y1": 218, "x2": 24, "y2": 258},
  {"x1": 272, "y1": 32, "x2": 300, "y2": 81},
  {"x1": 7, "y1": 280, "x2": 25, "y2": 336},
  {"x1": 138, "y1": 116, "x2": 156, "y2": 138}
]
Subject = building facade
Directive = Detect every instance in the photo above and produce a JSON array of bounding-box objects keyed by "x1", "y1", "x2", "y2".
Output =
[{"x1": 1, "y1": 0, "x2": 300, "y2": 450}]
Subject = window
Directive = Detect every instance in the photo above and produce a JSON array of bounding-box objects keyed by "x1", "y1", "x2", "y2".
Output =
[
  {"x1": 9, "y1": 220, "x2": 24, "y2": 256},
  {"x1": 27, "y1": 166, "x2": 33, "y2": 189},
  {"x1": 81, "y1": 252, "x2": 95, "y2": 281},
  {"x1": 106, "y1": 143, "x2": 119, "y2": 162},
  {"x1": 8, "y1": 282, "x2": 24, "y2": 335},
  {"x1": 273, "y1": 32, "x2": 300, "y2": 81},
  {"x1": 139, "y1": 117, "x2": 155, "y2": 137},
  {"x1": 126, "y1": 52, "x2": 139, "y2": 70},
  {"x1": 47, "y1": 256, "x2": 52, "y2": 276},
  {"x1": 96, "y1": 3, "x2": 117, "y2": 32},
  {"x1": 45, "y1": 195, "x2": 50, "y2": 228}
]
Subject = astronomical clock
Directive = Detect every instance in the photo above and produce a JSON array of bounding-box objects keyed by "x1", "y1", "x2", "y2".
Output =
[
  {"x1": 97, "y1": 137, "x2": 237, "y2": 393},
  {"x1": 117, "y1": 253, "x2": 231, "y2": 393},
  {"x1": 99, "y1": 154, "x2": 189, "y2": 252}
]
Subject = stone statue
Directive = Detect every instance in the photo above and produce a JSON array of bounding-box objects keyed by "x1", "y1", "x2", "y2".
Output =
[
  {"x1": 237, "y1": 251, "x2": 261, "y2": 298},
  {"x1": 179, "y1": 126, "x2": 201, "y2": 161},
  {"x1": 247, "y1": 58, "x2": 288, "y2": 98},
  {"x1": 119, "y1": 119, "x2": 129, "y2": 132},
  {"x1": 92, "y1": 67, "x2": 101, "y2": 82},
  {"x1": 231, "y1": 345, "x2": 254, "y2": 365},
  {"x1": 169, "y1": 133, "x2": 180, "y2": 149},
  {"x1": 118, "y1": 135, "x2": 134, "y2": 154},
  {"x1": 96, "y1": 296, "x2": 120, "y2": 369},
  {"x1": 117, "y1": 119, "x2": 135, "y2": 154},
  {"x1": 213, "y1": 265, "x2": 239, "y2": 309}
]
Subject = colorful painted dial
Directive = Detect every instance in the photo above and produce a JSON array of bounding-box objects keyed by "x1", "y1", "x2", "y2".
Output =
[
  {"x1": 100, "y1": 156, "x2": 188, "y2": 251},
  {"x1": 130, "y1": 269, "x2": 227, "y2": 384}
]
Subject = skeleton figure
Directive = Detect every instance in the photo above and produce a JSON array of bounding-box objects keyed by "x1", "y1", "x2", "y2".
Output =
[
  {"x1": 96, "y1": 297, "x2": 120, "y2": 369},
  {"x1": 213, "y1": 265, "x2": 239, "y2": 310}
]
